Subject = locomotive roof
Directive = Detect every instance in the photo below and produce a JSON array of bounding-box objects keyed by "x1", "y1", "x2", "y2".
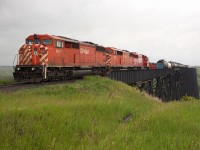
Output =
[
  {"x1": 81, "y1": 41, "x2": 98, "y2": 46},
  {"x1": 106, "y1": 47, "x2": 121, "y2": 51},
  {"x1": 57, "y1": 36, "x2": 100, "y2": 47},
  {"x1": 121, "y1": 50, "x2": 129, "y2": 52},
  {"x1": 51, "y1": 35, "x2": 80, "y2": 44},
  {"x1": 26, "y1": 34, "x2": 80, "y2": 44},
  {"x1": 27, "y1": 34, "x2": 108, "y2": 48},
  {"x1": 29, "y1": 34, "x2": 103, "y2": 47}
]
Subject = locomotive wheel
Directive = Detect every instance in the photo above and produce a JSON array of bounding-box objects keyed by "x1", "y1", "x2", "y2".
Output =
[
  {"x1": 65, "y1": 70, "x2": 73, "y2": 79},
  {"x1": 102, "y1": 69, "x2": 111, "y2": 77}
]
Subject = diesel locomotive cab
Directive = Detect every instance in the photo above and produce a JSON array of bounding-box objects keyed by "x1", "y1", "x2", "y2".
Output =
[{"x1": 13, "y1": 34, "x2": 50, "y2": 82}]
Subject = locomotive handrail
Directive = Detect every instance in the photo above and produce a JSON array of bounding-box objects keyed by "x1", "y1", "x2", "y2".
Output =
[
  {"x1": 13, "y1": 54, "x2": 24, "y2": 67},
  {"x1": 12, "y1": 54, "x2": 20, "y2": 69}
]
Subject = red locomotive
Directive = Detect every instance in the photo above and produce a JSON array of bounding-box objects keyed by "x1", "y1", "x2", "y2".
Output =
[{"x1": 13, "y1": 34, "x2": 150, "y2": 82}]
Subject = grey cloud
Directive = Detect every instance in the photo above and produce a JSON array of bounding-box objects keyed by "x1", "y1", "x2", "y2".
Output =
[{"x1": 0, "y1": 0, "x2": 200, "y2": 66}]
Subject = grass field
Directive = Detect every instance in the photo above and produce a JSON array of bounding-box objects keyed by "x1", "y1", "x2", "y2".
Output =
[
  {"x1": 0, "y1": 66, "x2": 14, "y2": 84},
  {"x1": 0, "y1": 76, "x2": 200, "y2": 149}
]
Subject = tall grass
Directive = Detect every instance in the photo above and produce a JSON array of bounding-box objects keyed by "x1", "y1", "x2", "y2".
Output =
[
  {"x1": 0, "y1": 66, "x2": 14, "y2": 84},
  {"x1": 0, "y1": 76, "x2": 200, "y2": 149}
]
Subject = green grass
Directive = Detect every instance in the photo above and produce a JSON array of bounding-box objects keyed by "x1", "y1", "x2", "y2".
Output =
[
  {"x1": 0, "y1": 79, "x2": 15, "y2": 85},
  {"x1": 0, "y1": 76, "x2": 200, "y2": 149},
  {"x1": 0, "y1": 66, "x2": 14, "y2": 85}
]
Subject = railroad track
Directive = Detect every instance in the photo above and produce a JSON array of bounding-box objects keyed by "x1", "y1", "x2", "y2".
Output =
[
  {"x1": 0, "y1": 70, "x2": 90, "y2": 93},
  {"x1": 0, "y1": 82, "x2": 42, "y2": 93},
  {"x1": 0, "y1": 78, "x2": 81, "y2": 93}
]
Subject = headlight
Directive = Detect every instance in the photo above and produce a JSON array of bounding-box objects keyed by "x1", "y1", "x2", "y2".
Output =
[
  {"x1": 17, "y1": 67, "x2": 20, "y2": 70},
  {"x1": 32, "y1": 67, "x2": 35, "y2": 70}
]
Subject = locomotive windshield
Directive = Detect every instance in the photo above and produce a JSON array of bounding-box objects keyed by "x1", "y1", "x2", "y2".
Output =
[
  {"x1": 42, "y1": 39, "x2": 52, "y2": 45},
  {"x1": 34, "y1": 39, "x2": 40, "y2": 44},
  {"x1": 26, "y1": 39, "x2": 33, "y2": 44},
  {"x1": 26, "y1": 39, "x2": 40, "y2": 44}
]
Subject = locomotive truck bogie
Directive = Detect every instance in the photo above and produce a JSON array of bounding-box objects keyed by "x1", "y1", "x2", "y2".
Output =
[
  {"x1": 13, "y1": 65, "x2": 93, "y2": 82},
  {"x1": 13, "y1": 66, "x2": 44, "y2": 82}
]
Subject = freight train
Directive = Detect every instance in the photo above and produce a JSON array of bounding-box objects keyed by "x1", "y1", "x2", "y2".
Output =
[{"x1": 13, "y1": 34, "x2": 187, "y2": 82}]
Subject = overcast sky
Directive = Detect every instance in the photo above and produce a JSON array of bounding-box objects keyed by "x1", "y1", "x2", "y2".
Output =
[{"x1": 0, "y1": 0, "x2": 200, "y2": 66}]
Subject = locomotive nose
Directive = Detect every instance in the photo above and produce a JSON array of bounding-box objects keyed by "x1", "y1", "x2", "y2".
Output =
[
  {"x1": 32, "y1": 44, "x2": 48, "y2": 65},
  {"x1": 18, "y1": 44, "x2": 48, "y2": 66},
  {"x1": 18, "y1": 44, "x2": 33, "y2": 65}
]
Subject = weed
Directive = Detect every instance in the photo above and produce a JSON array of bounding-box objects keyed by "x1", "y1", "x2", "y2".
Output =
[{"x1": 0, "y1": 76, "x2": 200, "y2": 149}]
